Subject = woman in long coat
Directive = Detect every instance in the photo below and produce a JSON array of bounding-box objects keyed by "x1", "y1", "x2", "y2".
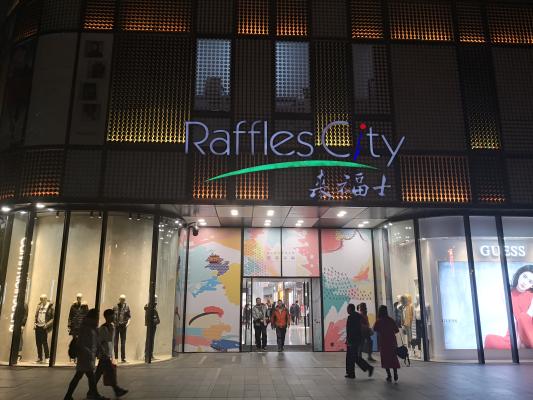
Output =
[{"x1": 373, "y1": 305, "x2": 401, "y2": 382}]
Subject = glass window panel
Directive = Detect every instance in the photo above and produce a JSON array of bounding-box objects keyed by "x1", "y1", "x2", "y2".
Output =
[
  {"x1": 100, "y1": 214, "x2": 153, "y2": 363},
  {"x1": 195, "y1": 39, "x2": 231, "y2": 112},
  {"x1": 275, "y1": 42, "x2": 310, "y2": 113},
  {"x1": 0, "y1": 213, "x2": 29, "y2": 364},
  {"x1": 172, "y1": 228, "x2": 187, "y2": 354},
  {"x1": 470, "y1": 216, "x2": 511, "y2": 361},
  {"x1": 243, "y1": 228, "x2": 281, "y2": 277},
  {"x1": 55, "y1": 213, "x2": 102, "y2": 365},
  {"x1": 152, "y1": 217, "x2": 179, "y2": 360},
  {"x1": 281, "y1": 228, "x2": 319, "y2": 277},
  {"x1": 419, "y1": 216, "x2": 478, "y2": 361},
  {"x1": 502, "y1": 216, "x2": 533, "y2": 361},
  {"x1": 241, "y1": 277, "x2": 252, "y2": 351},
  {"x1": 19, "y1": 212, "x2": 65, "y2": 366},
  {"x1": 387, "y1": 220, "x2": 423, "y2": 360}
]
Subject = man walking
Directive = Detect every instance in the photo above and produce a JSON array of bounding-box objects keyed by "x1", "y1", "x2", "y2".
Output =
[
  {"x1": 252, "y1": 298, "x2": 268, "y2": 351},
  {"x1": 345, "y1": 303, "x2": 374, "y2": 379},
  {"x1": 271, "y1": 300, "x2": 290, "y2": 352},
  {"x1": 290, "y1": 301, "x2": 301, "y2": 325}
]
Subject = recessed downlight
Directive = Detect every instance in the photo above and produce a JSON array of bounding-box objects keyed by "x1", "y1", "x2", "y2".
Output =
[
  {"x1": 337, "y1": 210, "x2": 347, "y2": 218},
  {"x1": 198, "y1": 218, "x2": 206, "y2": 223},
  {"x1": 267, "y1": 210, "x2": 275, "y2": 217},
  {"x1": 35, "y1": 203, "x2": 45, "y2": 209},
  {"x1": 1, "y1": 206, "x2": 11, "y2": 213},
  {"x1": 358, "y1": 223, "x2": 365, "y2": 228},
  {"x1": 231, "y1": 209, "x2": 239, "y2": 216},
  {"x1": 363, "y1": 221, "x2": 369, "y2": 225}
]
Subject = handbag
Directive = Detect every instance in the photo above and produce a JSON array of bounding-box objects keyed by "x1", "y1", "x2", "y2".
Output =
[
  {"x1": 396, "y1": 333, "x2": 411, "y2": 367},
  {"x1": 103, "y1": 360, "x2": 117, "y2": 387}
]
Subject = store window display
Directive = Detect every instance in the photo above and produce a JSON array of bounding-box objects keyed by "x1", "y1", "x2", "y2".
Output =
[
  {"x1": 418, "y1": 216, "x2": 478, "y2": 361},
  {"x1": 18, "y1": 213, "x2": 64, "y2": 365}
]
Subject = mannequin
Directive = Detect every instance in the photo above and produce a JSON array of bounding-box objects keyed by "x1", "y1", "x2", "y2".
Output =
[
  {"x1": 144, "y1": 295, "x2": 161, "y2": 360},
  {"x1": 34, "y1": 294, "x2": 54, "y2": 363},
  {"x1": 68, "y1": 293, "x2": 89, "y2": 338},
  {"x1": 393, "y1": 295, "x2": 403, "y2": 328},
  {"x1": 113, "y1": 294, "x2": 131, "y2": 362},
  {"x1": 402, "y1": 294, "x2": 414, "y2": 347},
  {"x1": 413, "y1": 294, "x2": 423, "y2": 358}
]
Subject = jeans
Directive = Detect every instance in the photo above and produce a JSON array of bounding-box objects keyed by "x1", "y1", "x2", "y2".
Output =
[
  {"x1": 95, "y1": 356, "x2": 120, "y2": 393},
  {"x1": 35, "y1": 326, "x2": 50, "y2": 360},
  {"x1": 254, "y1": 323, "x2": 267, "y2": 348},
  {"x1": 65, "y1": 370, "x2": 98, "y2": 398},
  {"x1": 276, "y1": 327, "x2": 287, "y2": 350},
  {"x1": 114, "y1": 324, "x2": 127, "y2": 361},
  {"x1": 346, "y1": 344, "x2": 371, "y2": 376}
]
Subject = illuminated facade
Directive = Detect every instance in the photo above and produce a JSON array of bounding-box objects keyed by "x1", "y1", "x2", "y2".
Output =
[{"x1": 1, "y1": 0, "x2": 533, "y2": 367}]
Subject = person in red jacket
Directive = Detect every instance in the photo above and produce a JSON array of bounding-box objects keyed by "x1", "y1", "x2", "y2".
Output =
[
  {"x1": 373, "y1": 305, "x2": 400, "y2": 382},
  {"x1": 271, "y1": 300, "x2": 291, "y2": 352}
]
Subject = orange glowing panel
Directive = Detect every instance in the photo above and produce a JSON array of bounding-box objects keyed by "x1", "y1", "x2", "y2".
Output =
[
  {"x1": 488, "y1": 5, "x2": 533, "y2": 44},
  {"x1": 351, "y1": 0, "x2": 384, "y2": 39},
  {"x1": 236, "y1": 154, "x2": 269, "y2": 200},
  {"x1": 84, "y1": 0, "x2": 116, "y2": 30},
  {"x1": 120, "y1": 0, "x2": 191, "y2": 33},
  {"x1": 277, "y1": 0, "x2": 308, "y2": 37},
  {"x1": 457, "y1": 1, "x2": 485, "y2": 43},
  {"x1": 238, "y1": 0, "x2": 269, "y2": 35}
]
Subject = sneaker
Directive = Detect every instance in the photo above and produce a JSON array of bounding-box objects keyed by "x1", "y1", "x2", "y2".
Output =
[
  {"x1": 344, "y1": 374, "x2": 355, "y2": 379},
  {"x1": 262, "y1": 347, "x2": 267, "y2": 350},
  {"x1": 121, "y1": 359, "x2": 127, "y2": 363},
  {"x1": 45, "y1": 358, "x2": 50, "y2": 364},
  {"x1": 35, "y1": 359, "x2": 43, "y2": 363},
  {"x1": 115, "y1": 388, "x2": 128, "y2": 398},
  {"x1": 368, "y1": 366, "x2": 374, "y2": 378}
]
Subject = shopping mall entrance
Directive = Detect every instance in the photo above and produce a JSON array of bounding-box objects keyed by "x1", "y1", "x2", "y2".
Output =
[{"x1": 241, "y1": 278, "x2": 322, "y2": 352}]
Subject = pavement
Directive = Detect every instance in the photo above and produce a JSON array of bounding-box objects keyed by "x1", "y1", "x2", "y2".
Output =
[{"x1": 1, "y1": 352, "x2": 532, "y2": 399}]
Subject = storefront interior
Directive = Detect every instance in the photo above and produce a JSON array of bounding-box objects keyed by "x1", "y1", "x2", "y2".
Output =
[{"x1": 0, "y1": 205, "x2": 532, "y2": 366}]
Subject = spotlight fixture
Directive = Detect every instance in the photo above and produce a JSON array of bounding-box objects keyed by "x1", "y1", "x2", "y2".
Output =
[
  {"x1": 267, "y1": 210, "x2": 275, "y2": 217},
  {"x1": 128, "y1": 213, "x2": 133, "y2": 220},
  {"x1": 56, "y1": 211, "x2": 60, "y2": 218},
  {"x1": 388, "y1": 222, "x2": 393, "y2": 226},
  {"x1": 337, "y1": 210, "x2": 347, "y2": 218},
  {"x1": 19, "y1": 211, "x2": 27, "y2": 215},
  {"x1": 1, "y1": 206, "x2": 11, "y2": 213},
  {"x1": 136, "y1": 214, "x2": 141, "y2": 221},
  {"x1": 90, "y1": 211, "x2": 94, "y2": 218},
  {"x1": 35, "y1": 203, "x2": 45, "y2": 209},
  {"x1": 231, "y1": 209, "x2": 239, "y2": 216},
  {"x1": 98, "y1": 212, "x2": 102, "y2": 219}
]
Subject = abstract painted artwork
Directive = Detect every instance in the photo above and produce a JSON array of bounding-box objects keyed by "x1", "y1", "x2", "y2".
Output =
[
  {"x1": 281, "y1": 228, "x2": 319, "y2": 277},
  {"x1": 243, "y1": 228, "x2": 281, "y2": 276},
  {"x1": 321, "y1": 229, "x2": 375, "y2": 351},
  {"x1": 184, "y1": 228, "x2": 241, "y2": 352}
]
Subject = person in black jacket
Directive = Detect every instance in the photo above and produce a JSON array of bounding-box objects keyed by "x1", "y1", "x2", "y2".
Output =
[
  {"x1": 68, "y1": 293, "x2": 89, "y2": 338},
  {"x1": 113, "y1": 295, "x2": 131, "y2": 363},
  {"x1": 144, "y1": 295, "x2": 160, "y2": 360},
  {"x1": 345, "y1": 303, "x2": 374, "y2": 379}
]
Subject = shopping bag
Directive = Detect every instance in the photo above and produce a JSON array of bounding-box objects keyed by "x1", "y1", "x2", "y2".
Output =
[{"x1": 103, "y1": 361, "x2": 117, "y2": 387}]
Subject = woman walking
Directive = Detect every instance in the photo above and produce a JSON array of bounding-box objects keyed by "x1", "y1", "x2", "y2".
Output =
[{"x1": 373, "y1": 305, "x2": 400, "y2": 382}]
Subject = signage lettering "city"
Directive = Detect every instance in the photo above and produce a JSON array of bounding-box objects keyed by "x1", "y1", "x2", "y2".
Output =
[{"x1": 185, "y1": 120, "x2": 406, "y2": 167}]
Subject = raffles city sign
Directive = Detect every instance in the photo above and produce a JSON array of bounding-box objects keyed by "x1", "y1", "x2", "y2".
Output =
[{"x1": 185, "y1": 120, "x2": 406, "y2": 199}]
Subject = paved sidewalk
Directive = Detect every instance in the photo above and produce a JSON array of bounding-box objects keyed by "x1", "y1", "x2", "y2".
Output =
[{"x1": 1, "y1": 352, "x2": 532, "y2": 399}]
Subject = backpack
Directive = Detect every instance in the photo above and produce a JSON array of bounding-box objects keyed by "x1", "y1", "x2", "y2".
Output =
[{"x1": 68, "y1": 336, "x2": 78, "y2": 359}]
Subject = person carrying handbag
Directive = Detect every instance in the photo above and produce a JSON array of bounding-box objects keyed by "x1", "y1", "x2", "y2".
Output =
[
  {"x1": 373, "y1": 305, "x2": 401, "y2": 382},
  {"x1": 94, "y1": 309, "x2": 128, "y2": 398}
]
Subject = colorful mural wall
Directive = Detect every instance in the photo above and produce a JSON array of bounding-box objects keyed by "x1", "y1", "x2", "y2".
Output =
[
  {"x1": 184, "y1": 228, "x2": 242, "y2": 352},
  {"x1": 243, "y1": 228, "x2": 281, "y2": 276},
  {"x1": 282, "y1": 228, "x2": 320, "y2": 277},
  {"x1": 321, "y1": 229, "x2": 375, "y2": 351}
]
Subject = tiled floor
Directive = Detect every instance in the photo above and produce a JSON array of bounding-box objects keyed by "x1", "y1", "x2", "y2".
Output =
[{"x1": 1, "y1": 352, "x2": 532, "y2": 399}]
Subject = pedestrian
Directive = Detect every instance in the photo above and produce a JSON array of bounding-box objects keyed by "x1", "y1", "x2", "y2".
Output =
[
  {"x1": 373, "y1": 305, "x2": 401, "y2": 382},
  {"x1": 290, "y1": 301, "x2": 301, "y2": 325},
  {"x1": 64, "y1": 309, "x2": 108, "y2": 400},
  {"x1": 268, "y1": 300, "x2": 276, "y2": 331},
  {"x1": 345, "y1": 303, "x2": 374, "y2": 379},
  {"x1": 357, "y1": 302, "x2": 376, "y2": 362},
  {"x1": 252, "y1": 298, "x2": 268, "y2": 351},
  {"x1": 144, "y1": 296, "x2": 160, "y2": 360},
  {"x1": 271, "y1": 300, "x2": 290, "y2": 352},
  {"x1": 95, "y1": 309, "x2": 128, "y2": 398}
]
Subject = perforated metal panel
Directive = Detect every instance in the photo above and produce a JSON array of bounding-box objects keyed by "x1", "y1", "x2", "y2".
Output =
[
  {"x1": 389, "y1": 0, "x2": 454, "y2": 41},
  {"x1": 312, "y1": 0, "x2": 346, "y2": 38},
  {"x1": 195, "y1": 39, "x2": 231, "y2": 112},
  {"x1": 197, "y1": 0, "x2": 234, "y2": 35},
  {"x1": 277, "y1": 0, "x2": 307, "y2": 37},
  {"x1": 108, "y1": 34, "x2": 193, "y2": 143},
  {"x1": 0, "y1": 151, "x2": 20, "y2": 200},
  {"x1": 392, "y1": 45, "x2": 465, "y2": 151},
  {"x1": 234, "y1": 39, "x2": 272, "y2": 120},
  {"x1": 352, "y1": 44, "x2": 390, "y2": 114},
  {"x1": 314, "y1": 41, "x2": 350, "y2": 146},
  {"x1": 351, "y1": 0, "x2": 384, "y2": 39},
  {"x1": 471, "y1": 155, "x2": 506, "y2": 204},
  {"x1": 83, "y1": 0, "x2": 115, "y2": 30},
  {"x1": 104, "y1": 151, "x2": 188, "y2": 200},
  {"x1": 457, "y1": 1, "x2": 485, "y2": 43},
  {"x1": 276, "y1": 42, "x2": 310, "y2": 113},
  {"x1": 507, "y1": 159, "x2": 533, "y2": 204},
  {"x1": 236, "y1": 154, "x2": 269, "y2": 200},
  {"x1": 13, "y1": 0, "x2": 41, "y2": 43},
  {"x1": 400, "y1": 155, "x2": 471, "y2": 203},
  {"x1": 271, "y1": 155, "x2": 316, "y2": 202},
  {"x1": 119, "y1": 0, "x2": 192, "y2": 33},
  {"x1": 492, "y1": 48, "x2": 533, "y2": 153},
  {"x1": 488, "y1": 4, "x2": 533, "y2": 44},
  {"x1": 192, "y1": 154, "x2": 228, "y2": 200},
  {"x1": 20, "y1": 150, "x2": 63, "y2": 197},
  {"x1": 459, "y1": 47, "x2": 500, "y2": 150},
  {"x1": 238, "y1": 0, "x2": 269, "y2": 35},
  {"x1": 40, "y1": 0, "x2": 82, "y2": 33},
  {"x1": 62, "y1": 150, "x2": 102, "y2": 198}
]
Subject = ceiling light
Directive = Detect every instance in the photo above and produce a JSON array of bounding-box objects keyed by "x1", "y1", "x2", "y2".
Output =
[
  {"x1": 90, "y1": 211, "x2": 94, "y2": 219},
  {"x1": 297, "y1": 220, "x2": 304, "y2": 224},
  {"x1": 1, "y1": 206, "x2": 11, "y2": 213},
  {"x1": 36, "y1": 203, "x2": 45, "y2": 209},
  {"x1": 136, "y1": 214, "x2": 141, "y2": 221},
  {"x1": 358, "y1": 224, "x2": 365, "y2": 228},
  {"x1": 363, "y1": 221, "x2": 369, "y2": 225},
  {"x1": 128, "y1": 213, "x2": 133, "y2": 220},
  {"x1": 267, "y1": 210, "x2": 275, "y2": 217},
  {"x1": 295, "y1": 223, "x2": 302, "y2": 227},
  {"x1": 388, "y1": 222, "x2": 393, "y2": 226},
  {"x1": 198, "y1": 218, "x2": 205, "y2": 223},
  {"x1": 98, "y1": 212, "x2": 103, "y2": 219},
  {"x1": 199, "y1": 221, "x2": 207, "y2": 226},
  {"x1": 19, "y1": 210, "x2": 27, "y2": 215},
  {"x1": 231, "y1": 209, "x2": 239, "y2": 216},
  {"x1": 337, "y1": 210, "x2": 347, "y2": 218},
  {"x1": 264, "y1": 219, "x2": 271, "y2": 226}
]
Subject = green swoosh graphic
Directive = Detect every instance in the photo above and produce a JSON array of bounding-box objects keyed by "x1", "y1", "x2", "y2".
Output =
[{"x1": 207, "y1": 160, "x2": 377, "y2": 181}]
